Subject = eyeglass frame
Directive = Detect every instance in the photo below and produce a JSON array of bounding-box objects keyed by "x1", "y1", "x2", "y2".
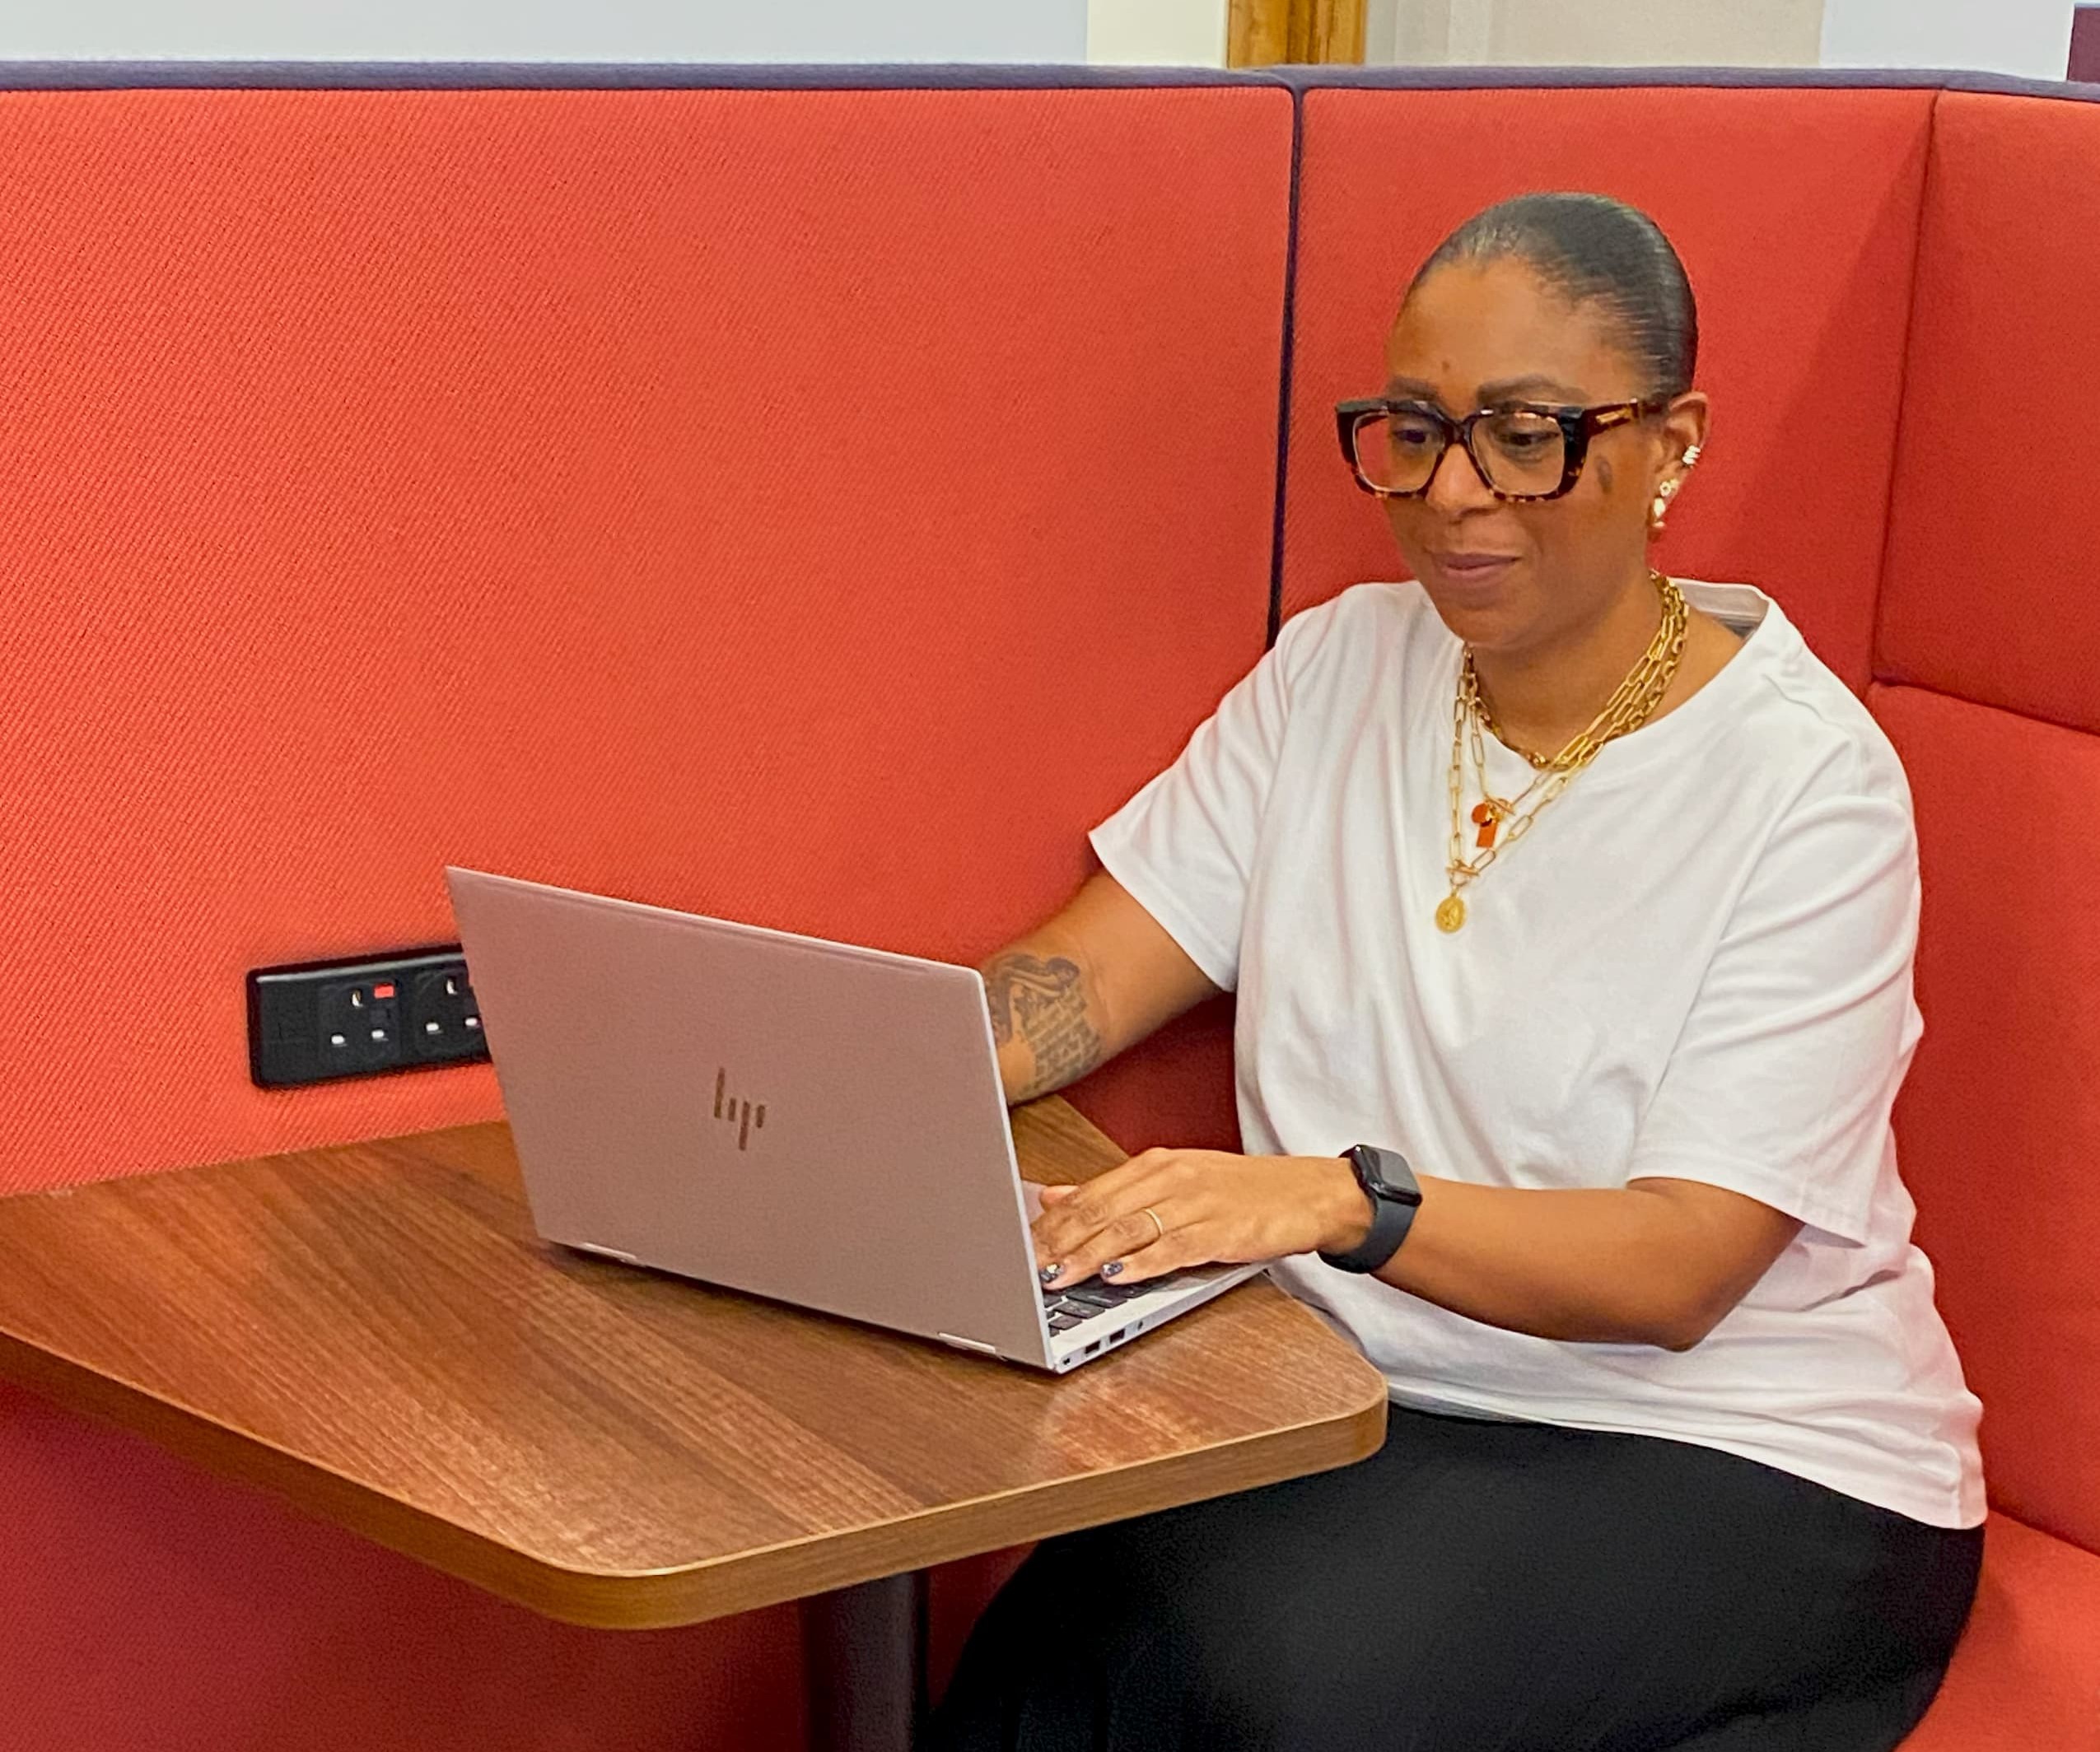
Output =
[{"x1": 1334, "y1": 394, "x2": 1676, "y2": 502}]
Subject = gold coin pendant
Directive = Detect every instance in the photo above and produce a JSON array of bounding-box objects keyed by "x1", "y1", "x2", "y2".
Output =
[{"x1": 1435, "y1": 893, "x2": 1467, "y2": 934}]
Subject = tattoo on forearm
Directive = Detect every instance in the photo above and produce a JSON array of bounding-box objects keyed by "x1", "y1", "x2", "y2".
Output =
[{"x1": 983, "y1": 953, "x2": 1104, "y2": 1096}]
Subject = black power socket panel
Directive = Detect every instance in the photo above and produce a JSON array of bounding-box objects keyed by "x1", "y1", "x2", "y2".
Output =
[{"x1": 248, "y1": 945, "x2": 488, "y2": 1088}]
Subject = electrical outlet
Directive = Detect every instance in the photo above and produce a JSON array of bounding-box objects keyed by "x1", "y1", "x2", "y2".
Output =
[
  {"x1": 317, "y1": 975, "x2": 401, "y2": 1074},
  {"x1": 248, "y1": 946, "x2": 490, "y2": 1088},
  {"x1": 405, "y1": 965, "x2": 484, "y2": 1065}
]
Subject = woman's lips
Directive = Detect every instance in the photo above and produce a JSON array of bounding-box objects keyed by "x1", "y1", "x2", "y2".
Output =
[{"x1": 1425, "y1": 552, "x2": 1519, "y2": 592}]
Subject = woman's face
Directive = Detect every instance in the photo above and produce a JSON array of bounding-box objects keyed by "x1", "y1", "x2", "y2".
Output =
[{"x1": 1377, "y1": 255, "x2": 1706, "y2": 659}]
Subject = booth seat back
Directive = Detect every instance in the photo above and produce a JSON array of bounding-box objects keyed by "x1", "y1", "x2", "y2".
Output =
[
  {"x1": 1267, "y1": 77, "x2": 2100, "y2": 1745},
  {"x1": 0, "y1": 74, "x2": 1295, "y2": 1752},
  {"x1": 1277, "y1": 76, "x2": 1935, "y2": 691},
  {"x1": 11, "y1": 63, "x2": 2098, "y2": 1752},
  {"x1": 0, "y1": 80, "x2": 1292, "y2": 1194},
  {"x1": 1276, "y1": 70, "x2": 2100, "y2": 1560},
  {"x1": 1274, "y1": 72, "x2": 2100, "y2": 1549},
  {"x1": 1873, "y1": 86, "x2": 2100, "y2": 1561}
]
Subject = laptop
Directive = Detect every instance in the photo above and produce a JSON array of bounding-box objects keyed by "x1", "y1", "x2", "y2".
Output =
[{"x1": 444, "y1": 866, "x2": 1263, "y2": 1372}]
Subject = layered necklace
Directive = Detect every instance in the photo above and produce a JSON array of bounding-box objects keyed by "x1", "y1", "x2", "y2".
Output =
[{"x1": 1435, "y1": 570, "x2": 1688, "y2": 934}]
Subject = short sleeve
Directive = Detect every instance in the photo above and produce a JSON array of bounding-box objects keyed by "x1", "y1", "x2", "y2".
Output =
[
  {"x1": 1623, "y1": 748, "x2": 1923, "y2": 1244},
  {"x1": 1085, "y1": 607, "x2": 1312, "y2": 993}
]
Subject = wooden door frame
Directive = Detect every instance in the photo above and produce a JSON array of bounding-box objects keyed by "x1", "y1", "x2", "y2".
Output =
[{"x1": 1228, "y1": 0, "x2": 1367, "y2": 66}]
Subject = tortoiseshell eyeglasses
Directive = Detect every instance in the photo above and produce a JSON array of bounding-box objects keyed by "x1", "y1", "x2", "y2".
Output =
[{"x1": 1335, "y1": 395, "x2": 1673, "y2": 501}]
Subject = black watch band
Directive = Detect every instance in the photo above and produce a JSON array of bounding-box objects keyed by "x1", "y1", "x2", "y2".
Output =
[{"x1": 1318, "y1": 1144, "x2": 1422, "y2": 1274}]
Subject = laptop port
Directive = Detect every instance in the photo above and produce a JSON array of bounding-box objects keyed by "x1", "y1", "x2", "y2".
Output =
[
  {"x1": 1109, "y1": 1327, "x2": 1127, "y2": 1344},
  {"x1": 1084, "y1": 1340, "x2": 1100, "y2": 1355}
]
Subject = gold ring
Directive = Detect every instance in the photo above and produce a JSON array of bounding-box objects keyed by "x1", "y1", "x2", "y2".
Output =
[{"x1": 1141, "y1": 1206, "x2": 1166, "y2": 1245}]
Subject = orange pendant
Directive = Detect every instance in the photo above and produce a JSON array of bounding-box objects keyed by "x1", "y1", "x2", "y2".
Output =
[{"x1": 1471, "y1": 800, "x2": 1501, "y2": 850}]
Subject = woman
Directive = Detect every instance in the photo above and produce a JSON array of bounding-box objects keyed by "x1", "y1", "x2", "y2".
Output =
[{"x1": 928, "y1": 192, "x2": 1983, "y2": 1751}]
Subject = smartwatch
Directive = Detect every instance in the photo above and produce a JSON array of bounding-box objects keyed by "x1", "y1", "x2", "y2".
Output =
[{"x1": 1318, "y1": 1144, "x2": 1422, "y2": 1274}]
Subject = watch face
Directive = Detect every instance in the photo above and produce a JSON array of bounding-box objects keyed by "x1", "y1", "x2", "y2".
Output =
[{"x1": 1353, "y1": 1145, "x2": 1418, "y2": 1203}]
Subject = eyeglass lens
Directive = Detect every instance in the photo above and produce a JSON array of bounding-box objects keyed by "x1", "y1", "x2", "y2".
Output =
[{"x1": 1353, "y1": 408, "x2": 1566, "y2": 496}]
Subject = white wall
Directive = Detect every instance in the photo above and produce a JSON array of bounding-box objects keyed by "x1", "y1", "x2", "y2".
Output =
[
  {"x1": 0, "y1": 0, "x2": 1089, "y2": 63},
  {"x1": 1372, "y1": 0, "x2": 1826, "y2": 67},
  {"x1": 1087, "y1": 0, "x2": 1227, "y2": 64},
  {"x1": 1820, "y1": 0, "x2": 2075, "y2": 78},
  {"x1": 12, "y1": 0, "x2": 2065, "y2": 85},
  {"x1": 1371, "y1": 0, "x2": 2077, "y2": 76}
]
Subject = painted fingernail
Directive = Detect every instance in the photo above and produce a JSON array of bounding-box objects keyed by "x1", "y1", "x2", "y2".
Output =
[
  {"x1": 1039, "y1": 1264, "x2": 1063, "y2": 1284},
  {"x1": 1101, "y1": 1260, "x2": 1124, "y2": 1278}
]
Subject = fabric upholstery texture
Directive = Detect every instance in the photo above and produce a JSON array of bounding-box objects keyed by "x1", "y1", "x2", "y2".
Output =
[
  {"x1": 1905, "y1": 1513, "x2": 2100, "y2": 1750},
  {"x1": 5, "y1": 66, "x2": 2100, "y2": 1752},
  {"x1": 1872, "y1": 684, "x2": 2100, "y2": 1559},
  {"x1": 1878, "y1": 91, "x2": 2100, "y2": 734},
  {"x1": 1279, "y1": 86, "x2": 1934, "y2": 687},
  {"x1": 0, "y1": 85, "x2": 1290, "y2": 1195},
  {"x1": 0, "y1": 80, "x2": 1290, "y2": 1752}
]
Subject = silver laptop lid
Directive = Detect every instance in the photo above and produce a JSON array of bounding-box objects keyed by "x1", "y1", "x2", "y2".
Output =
[{"x1": 446, "y1": 867, "x2": 1049, "y2": 1363}]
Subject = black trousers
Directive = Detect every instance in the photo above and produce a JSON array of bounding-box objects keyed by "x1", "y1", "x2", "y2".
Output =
[{"x1": 926, "y1": 1404, "x2": 1982, "y2": 1752}]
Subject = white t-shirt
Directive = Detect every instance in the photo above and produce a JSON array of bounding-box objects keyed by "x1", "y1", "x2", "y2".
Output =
[{"x1": 1088, "y1": 578, "x2": 1985, "y2": 1529}]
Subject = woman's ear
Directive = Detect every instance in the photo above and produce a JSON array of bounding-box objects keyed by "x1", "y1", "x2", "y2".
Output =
[
  {"x1": 1657, "y1": 392, "x2": 1710, "y2": 493},
  {"x1": 1647, "y1": 393, "x2": 1710, "y2": 538}
]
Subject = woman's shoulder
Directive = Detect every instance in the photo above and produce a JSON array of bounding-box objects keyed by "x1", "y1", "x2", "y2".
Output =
[{"x1": 1682, "y1": 579, "x2": 1911, "y2": 812}]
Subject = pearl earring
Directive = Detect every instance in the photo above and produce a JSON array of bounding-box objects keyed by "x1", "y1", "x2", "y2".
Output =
[{"x1": 1650, "y1": 445, "x2": 1701, "y2": 534}]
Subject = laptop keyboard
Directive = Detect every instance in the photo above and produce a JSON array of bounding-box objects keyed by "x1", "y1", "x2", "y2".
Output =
[{"x1": 1039, "y1": 1275, "x2": 1164, "y2": 1333}]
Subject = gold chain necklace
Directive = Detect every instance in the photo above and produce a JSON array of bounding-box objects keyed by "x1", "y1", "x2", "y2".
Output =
[{"x1": 1435, "y1": 571, "x2": 1688, "y2": 934}]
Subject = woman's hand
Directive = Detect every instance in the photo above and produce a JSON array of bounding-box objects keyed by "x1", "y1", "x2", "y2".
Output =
[{"x1": 1032, "y1": 1148, "x2": 1370, "y2": 1290}]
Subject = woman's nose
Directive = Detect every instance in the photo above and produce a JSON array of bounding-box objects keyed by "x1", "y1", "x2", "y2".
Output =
[{"x1": 1422, "y1": 437, "x2": 1497, "y2": 514}]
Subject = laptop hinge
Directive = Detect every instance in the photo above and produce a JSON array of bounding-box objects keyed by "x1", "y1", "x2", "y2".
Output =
[{"x1": 936, "y1": 1332, "x2": 1000, "y2": 1357}]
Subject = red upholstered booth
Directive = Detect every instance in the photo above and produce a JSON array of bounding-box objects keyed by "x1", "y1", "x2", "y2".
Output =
[
  {"x1": 1874, "y1": 83, "x2": 2100, "y2": 1749},
  {"x1": 1281, "y1": 77, "x2": 1934, "y2": 690},
  {"x1": 1278, "y1": 68, "x2": 2100, "y2": 1750},
  {"x1": 5, "y1": 62, "x2": 2099, "y2": 1751},
  {"x1": 0, "y1": 71, "x2": 1291, "y2": 1752}
]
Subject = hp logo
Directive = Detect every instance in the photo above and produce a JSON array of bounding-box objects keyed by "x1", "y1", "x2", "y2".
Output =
[{"x1": 712, "y1": 1067, "x2": 768, "y2": 1150}]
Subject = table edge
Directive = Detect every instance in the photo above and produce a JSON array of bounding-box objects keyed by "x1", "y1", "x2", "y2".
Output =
[{"x1": 0, "y1": 1318, "x2": 1388, "y2": 1629}]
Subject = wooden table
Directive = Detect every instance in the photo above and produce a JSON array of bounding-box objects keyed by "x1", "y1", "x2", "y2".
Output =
[{"x1": 0, "y1": 1095, "x2": 1387, "y2": 1749}]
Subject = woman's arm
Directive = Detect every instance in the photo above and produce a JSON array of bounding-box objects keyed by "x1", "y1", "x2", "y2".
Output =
[
  {"x1": 1031, "y1": 1150, "x2": 1801, "y2": 1353},
  {"x1": 1363, "y1": 1172, "x2": 1802, "y2": 1351},
  {"x1": 981, "y1": 869, "x2": 1224, "y2": 1106},
  {"x1": 1029, "y1": 748, "x2": 1912, "y2": 1354}
]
